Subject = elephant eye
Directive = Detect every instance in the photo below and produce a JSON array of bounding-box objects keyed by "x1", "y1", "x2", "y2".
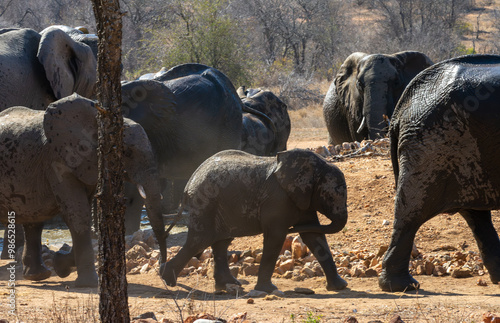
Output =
[{"x1": 356, "y1": 79, "x2": 364, "y2": 89}]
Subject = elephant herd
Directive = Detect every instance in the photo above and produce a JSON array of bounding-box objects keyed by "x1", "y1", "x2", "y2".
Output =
[{"x1": 0, "y1": 25, "x2": 499, "y2": 294}]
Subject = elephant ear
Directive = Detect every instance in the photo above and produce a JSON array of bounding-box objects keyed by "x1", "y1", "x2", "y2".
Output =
[
  {"x1": 393, "y1": 51, "x2": 433, "y2": 86},
  {"x1": 37, "y1": 27, "x2": 97, "y2": 100},
  {"x1": 274, "y1": 149, "x2": 315, "y2": 210},
  {"x1": 43, "y1": 94, "x2": 98, "y2": 186}
]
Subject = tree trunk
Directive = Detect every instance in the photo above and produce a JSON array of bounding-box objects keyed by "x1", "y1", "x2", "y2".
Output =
[{"x1": 90, "y1": 1, "x2": 129, "y2": 322}]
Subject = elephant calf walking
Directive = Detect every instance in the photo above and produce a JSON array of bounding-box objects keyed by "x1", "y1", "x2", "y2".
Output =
[{"x1": 161, "y1": 149, "x2": 348, "y2": 293}]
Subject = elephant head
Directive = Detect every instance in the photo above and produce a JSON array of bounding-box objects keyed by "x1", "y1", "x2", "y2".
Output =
[
  {"x1": 41, "y1": 25, "x2": 99, "y2": 59},
  {"x1": 37, "y1": 27, "x2": 97, "y2": 100},
  {"x1": 43, "y1": 94, "x2": 167, "y2": 263},
  {"x1": 274, "y1": 149, "x2": 348, "y2": 234},
  {"x1": 324, "y1": 51, "x2": 433, "y2": 144}
]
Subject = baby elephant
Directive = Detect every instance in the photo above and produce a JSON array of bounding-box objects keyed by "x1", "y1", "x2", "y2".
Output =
[{"x1": 161, "y1": 149, "x2": 348, "y2": 293}]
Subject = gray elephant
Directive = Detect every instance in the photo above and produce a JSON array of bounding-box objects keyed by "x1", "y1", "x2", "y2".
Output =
[
  {"x1": 121, "y1": 63, "x2": 244, "y2": 233},
  {"x1": 379, "y1": 54, "x2": 500, "y2": 292},
  {"x1": 161, "y1": 149, "x2": 348, "y2": 293},
  {"x1": 0, "y1": 94, "x2": 165, "y2": 287},
  {"x1": 0, "y1": 27, "x2": 96, "y2": 111},
  {"x1": 323, "y1": 51, "x2": 433, "y2": 144},
  {"x1": 237, "y1": 86, "x2": 291, "y2": 156}
]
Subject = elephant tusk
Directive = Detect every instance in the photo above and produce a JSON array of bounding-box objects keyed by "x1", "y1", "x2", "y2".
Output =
[
  {"x1": 137, "y1": 184, "x2": 147, "y2": 199},
  {"x1": 356, "y1": 116, "x2": 366, "y2": 134}
]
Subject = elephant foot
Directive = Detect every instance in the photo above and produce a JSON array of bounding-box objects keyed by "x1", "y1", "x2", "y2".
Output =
[
  {"x1": 326, "y1": 275, "x2": 348, "y2": 291},
  {"x1": 489, "y1": 270, "x2": 500, "y2": 285},
  {"x1": 214, "y1": 276, "x2": 241, "y2": 291},
  {"x1": 160, "y1": 262, "x2": 178, "y2": 287},
  {"x1": 53, "y1": 250, "x2": 76, "y2": 278},
  {"x1": 75, "y1": 272, "x2": 98, "y2": 288},
  {"x1": 378, "y1": 270, "x2": 420, "y2": 292},
  {"x1": 254, "y1": 281, "x2": 278, "y2": 294},
  {"x1": 23, "y1": 264, "x2": 52, "y2": 281}
]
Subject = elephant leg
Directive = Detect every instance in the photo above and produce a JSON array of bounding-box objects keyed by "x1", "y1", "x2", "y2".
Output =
[
  {"x1": 254, "y1": 229, "x2": 287, "y2": 293},
  {"x1": 379, "y1": 213, "x2": 422, "y2": 292},
  {"x1": 460, "y1": 210, "x2": 500, "y2": 284},
  {"x1": 161, "y1": 233, "x2": 213, "y2": 287},
  {"x1": 53, "y1": 247, "x2": 75, "y2": 278},
  {"x1": 212, "y1": 238, "x2": 240, "y2": 290},
  {"x1": 1, "y1": 224, "x2": 24, "y2": 260},
  {"x1": 22, "y1": 223, "x2": 51, "y2": 281},
  {"x1": 300, "y1": 232, "x2": 347, "y2": 290},
  {"x1": 124, "y1": 182, "x2": 143, "y2": 236}
]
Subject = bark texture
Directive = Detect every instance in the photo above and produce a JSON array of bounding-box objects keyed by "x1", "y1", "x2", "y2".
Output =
[{"x1": 90, "y1": 1, "x2": 129, "y2": 321}]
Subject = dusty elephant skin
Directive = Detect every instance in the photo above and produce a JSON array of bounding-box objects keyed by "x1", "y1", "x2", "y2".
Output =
[
  {"x1": 379, "y1": 54, "x2": 500, "y2": 292},
  {"x1": 238, "y1": 87, "x2": 291, "y2": 156},
  {"x1": 0, "y1": 94, "x2": 165, "y2": 288},
  {"x1": 161, "y1": 149, "x2": 348, "y2": 293},
  {"x1": 0, "y1": 27, "x2": 96, "y2": 112},
  {"x1": 121, "y1": 63, "x2": 244, "y2": 234},
  {"x1": 323, "y1": 51, "x2": 433, "y2": 145}
]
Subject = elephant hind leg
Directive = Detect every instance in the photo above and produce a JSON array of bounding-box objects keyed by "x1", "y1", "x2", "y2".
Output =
[
  {"x1": 22, "y1": 223, "x2": 51, "y2": 281},
  {"x1": 460, "y1": 209, "x2": 500, "y2": 284},
  {"x1": 160, "y1": 234, "x2": 214, "y2": 287},
  {"x1": 300, "y1": 232, "x2": 347, "y2": 291},
  {"x1": 212, "y1": 238, "x2": 239, "y2": 290}
]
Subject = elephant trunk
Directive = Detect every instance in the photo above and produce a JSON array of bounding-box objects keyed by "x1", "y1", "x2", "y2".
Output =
[
  {"x1": 363, "y1": 84, "x2": 392, "y2": 140},
  {"x1": 140, "y1": 177, "x2": 167, "y2": 264},
  {"x1": 288, "y1": 209, "x2": 348, "y2": 234}
]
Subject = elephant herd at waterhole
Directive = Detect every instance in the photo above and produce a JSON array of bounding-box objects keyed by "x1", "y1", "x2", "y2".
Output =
[{"x1": 0, "y1": 25, "x2": 499, "y2": 294}]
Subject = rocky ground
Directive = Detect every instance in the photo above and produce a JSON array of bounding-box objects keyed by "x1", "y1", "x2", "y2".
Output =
[{"x1": 0, "y1": 128, "x2": 499, "y2": 322}]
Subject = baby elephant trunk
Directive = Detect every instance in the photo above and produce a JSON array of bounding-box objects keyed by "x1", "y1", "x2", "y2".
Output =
[{"x1": 289, "y1": 209, "x2": 348, "y2": 234}]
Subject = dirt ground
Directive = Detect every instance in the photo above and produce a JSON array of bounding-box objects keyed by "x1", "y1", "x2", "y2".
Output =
[{"x1": 1, "y1": 127, "x2": 499, "y2": 322}]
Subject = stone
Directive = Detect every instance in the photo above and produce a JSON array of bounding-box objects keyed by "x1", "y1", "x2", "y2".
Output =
[
  {"x1": 270, "y1": 289, "x2": 285, "y2": 297},
  {"x1": 482, "y1": 312, "x2": 500, "y2": 323},
  {"x1": 132, "y1": 312, "x2": 157, "y2": 320},
  {"x1": 411, "y1": 243, "x2": 420, "y2": 258},
  {"x1": 242, "y1": 264, "x2": 259, "y2": 276},
  {"x1": 477, "y1": 279, "x2": 488, "y2": 286},
  {"x1": 247, "y1": 298, "x2": 254, "y2": 304},
  {"x1": 301, "y1": 267, "x2": 315, "y2": 278},
  {"x1": 279, "y1": 259, "x2": 294, "y2": 272},
  {"x1": 228, "y1": 253, "x2": 239, "y2": 264},
  {"x1": 228, "y1": 312, "x2": 248, "y2": 323},
  {"x1": 280, "y1": 236, "x2": 294, "y2": 254},
  {"x1": 243, "y1": 257, "x2": 255, "y2": 264},
  {"x1": 376, "y1": 245, "x2": 388, "y2": 258},
  {"x1": 126, "y1": 244, "x2": 148, "y2": 260},
  {"x1": 344, "y1": 316, "x2": 358, "y2": 323},
  {"x1": 425, "y1": 261, "x2": 435, "y2": 275},
  {"x1": 432, "y1": 266, "x2": 447, "y2": 276},
  {"x1": 294, "y1": 287, "x2": 315, "y2": 295},
  {"x1": 451, "y1": 268, "x2": 472, "y2": 278},
  {"x1": 388, "y1": 314, "x2": 404, "y2": 323},
  {"x1": 364, "y1": 268, "x2": 378, "y2": 277},
  {"x1": 246, "y1": 289, "x2": 268, "y2": 298},
  {"x1": 131, "y1": 319, "x2": 157, "y2": 323},
  {"x1": 139, "y1": 263, "x2": 150, "y2": 274},
  {"x1": 229, "y1": 266, "x2": 240, "y2": 278},
  {"x1": 199, "y1": 249, "x2": 213, "y2": 261},
  {"x1": 314, "y1": 146, "x2": 331, "y2": 157},
  {"x1": 292, "y1": 236, "x2": 308, "y2": 259},
  {"x1": 187, "y1": 257, "x2": 200, "y2": 268}
]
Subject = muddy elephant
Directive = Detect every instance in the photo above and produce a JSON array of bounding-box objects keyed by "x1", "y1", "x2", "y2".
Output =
[
  {"x1": 161, "y1": 149, "x2": 348, "y2": 293},
  {"x1": 0, "y1": 27, "x2": 96, "y2": 111},
  {"x1": 0, "y1": 94, "x2": 165, "y2": 287},
  {"x1": 379, "y1": 54, "x2": 500, "y2": 292},
  {"x1": 237, "y1": 87, "x2": 291, "y2": 156},
  {"x1": 121, "y1": 63, "x2": 244, "y2": 233},
  {"x1": 323, "y1": 51, "x2": 433, "y2": 144}
]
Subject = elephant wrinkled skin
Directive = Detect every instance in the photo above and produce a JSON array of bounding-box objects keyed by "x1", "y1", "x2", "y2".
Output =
[
  {"x1": 121, "y1": 64, "x2": 244, "y2": 233},
  {"x1": 0, "y1": 27, "x2": 96, "y2": 111},
  {"x1": 0, "y1": 95, "x2": 165, "y2": 287},
  {"x1": 238, "y1": 87, "x2": 291, "y2": 156},
  {"x1": 161, "y1": 149, "x2": 348, "y2": 293},
  {"x1": 323, "y1": 51, "x2": 433, "y2": 144},
  {"x1": 379, "y1": 54, "x2": 500, "y2": 292}
]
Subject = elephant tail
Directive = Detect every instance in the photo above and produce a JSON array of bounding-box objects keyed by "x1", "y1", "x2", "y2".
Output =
[
  {"x1": 242, "y1": 104, "x2": 279, "y2": 154},
  {"x1": 389, "y1": 120, "x2": 400, "y2": 187}
]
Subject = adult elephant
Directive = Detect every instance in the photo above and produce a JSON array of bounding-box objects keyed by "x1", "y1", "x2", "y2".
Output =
[
  {"x1": 379, "y1": 55, "x2": 500, "y2": 292},
  {"x1": 121, "y1": 63, "x2": 244, "y2": 233},
  {"x1": 0, "y1": 95, "x2": 165, "y2": 287},
  {"x1": 0, "y1": 27, "x2": 96, "y2": 111},
  {"x1": 237, "y1": 86, "x2": 291, "y2": 156},
  {"x1": 323, "y1": 51, "x2": 433, "y2": 144},
  {"x1": 161, "y1": 149, "x2": 348, "y2": 293}
]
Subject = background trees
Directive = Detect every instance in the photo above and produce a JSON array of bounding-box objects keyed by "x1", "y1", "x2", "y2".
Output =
[{"x1": 0, "y1": 0, "x2": 497, "y2": 108}]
